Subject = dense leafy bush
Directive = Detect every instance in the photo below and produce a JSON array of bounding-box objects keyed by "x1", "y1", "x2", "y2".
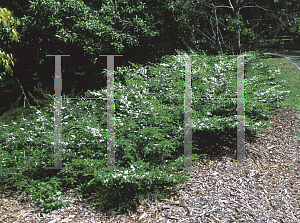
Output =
[{"x1": 0, "y1": 50, "x2": 290, "y2": 213}]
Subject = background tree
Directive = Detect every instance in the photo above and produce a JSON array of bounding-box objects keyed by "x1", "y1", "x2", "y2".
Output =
[
  {"x1": 170, "y1": 0, "x2": 300, "y2": 55},
  {"x1": 0, "y1": 0, "x2": 203, "y2": 99},
  {"x1": 0, "y1": 0, "x2": 299, "y2": 110}
]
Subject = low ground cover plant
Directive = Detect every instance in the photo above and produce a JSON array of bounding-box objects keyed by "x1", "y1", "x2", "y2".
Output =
[{"x1": 0, "y1": 49, "x2": 290, "y2": 213}]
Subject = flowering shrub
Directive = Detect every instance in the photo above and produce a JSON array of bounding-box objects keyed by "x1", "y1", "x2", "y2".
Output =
[{"x1": 0, "y1": 50, "x2": 290, "y2": 212}]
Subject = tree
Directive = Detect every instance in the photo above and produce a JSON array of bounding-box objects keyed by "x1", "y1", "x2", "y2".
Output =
[
  {"x1": 3, "y1": 0, "x2": 299, "y2": 98},
  {"x1": 0, "y1": 7, "x2": 22, "y2": 80},
  {"x1": 1, "y1": 0, "x2": 204, "y2": 95},
  {"x1": 181, "y1": 0, "x2": 300, "y2": 55}
]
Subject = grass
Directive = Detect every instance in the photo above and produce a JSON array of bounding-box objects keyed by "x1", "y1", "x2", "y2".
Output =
[
  {"x1": 260, "y1": 54, "x2": 300, "y2": 111},
  {"x1": 260, "y1": 53, "x2": 300, "y2": 142},
  {"x1": 0, "y1": 49, "x2": 298, "y2": 213}
]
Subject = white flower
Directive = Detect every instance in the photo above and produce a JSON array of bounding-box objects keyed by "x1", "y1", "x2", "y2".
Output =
[
  {"x1": 85, "y1": 126, "x2": 102, "y2": 137},
  {"x1": 90, "y1": 91, "x2": 103, "y2": 97},
  {"x1": 20, "y1": 128, "x2": 24, "y2": 130}
]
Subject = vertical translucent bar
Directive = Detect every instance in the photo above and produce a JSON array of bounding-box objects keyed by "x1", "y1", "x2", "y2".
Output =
[
  {"x1": 99, "y1": 55, "x2": 122, "y2": 171},
  {"x1": 184, "y1": 55, "x2": 192, "y2": 168},
  {"x1": 107, "y1": 55, "x2": 116, "y2": 170},
  {"x1": 237, "y1": 55, "x2": 245, "y2": 167},
  {"x1": 46, "y1": 55, "x2": 70, "y2": 170}
]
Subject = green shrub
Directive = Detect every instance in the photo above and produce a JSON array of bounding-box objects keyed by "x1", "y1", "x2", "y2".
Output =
[{"x1": 0, "y1": 50, "x2": 290, "y2": 213}]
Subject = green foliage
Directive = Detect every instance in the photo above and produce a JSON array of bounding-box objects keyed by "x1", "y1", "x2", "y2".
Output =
[
  {"x1": 263, "y1": 53, "x2": 300, "y2": 111},
  {"x1": 180, "y1": 0, "x2": 300, "y2": 54},
  {"x1": 0, "y1": 50, "x2": 291, "y2": 213},
  {"x1": 6, "y1": 0, "x2": 200, "y2": 98},
  {"x1": 18, "y1": 177, "x2": 67, "y2": 213},
  {"x1": 2, "y1": 0, "x2": 300, "y2": 97},
  {"x1": 0, "y1": 7, "x2": 22, "y2": 78}
]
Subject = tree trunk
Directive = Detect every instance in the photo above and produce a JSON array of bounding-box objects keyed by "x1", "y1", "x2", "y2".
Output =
[
  {"x1": 233, "y1": 25, "x2": 241, "y2": 55},
  {"x1": 253, "y1": 25, "x2": 259, "y2": 50},
  {"x1": 213, "y1": 6, "x2": 223, "y2": 54}
]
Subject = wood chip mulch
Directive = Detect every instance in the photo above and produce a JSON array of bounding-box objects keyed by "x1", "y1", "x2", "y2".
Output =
[{"x1": 1, "y1": 107, "x2": 300, "y2": 222}]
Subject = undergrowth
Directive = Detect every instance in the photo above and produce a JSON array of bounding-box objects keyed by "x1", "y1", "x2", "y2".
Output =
[{"x1": 0, "y1": 49, "x2": 291, "y2": 213}]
